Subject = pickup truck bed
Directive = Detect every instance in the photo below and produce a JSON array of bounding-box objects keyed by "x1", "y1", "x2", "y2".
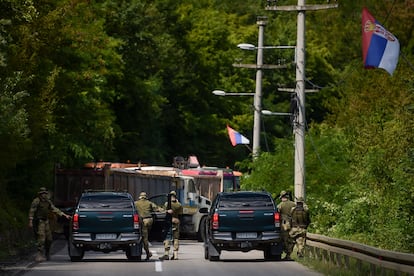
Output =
[{"x1": 204, "y1": 191, "x2": 282, "y2": 261}]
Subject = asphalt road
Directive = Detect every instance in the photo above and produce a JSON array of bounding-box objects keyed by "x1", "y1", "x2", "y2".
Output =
[{"x1": 3, "y1": 239, "x2": 322, "y2": 276}]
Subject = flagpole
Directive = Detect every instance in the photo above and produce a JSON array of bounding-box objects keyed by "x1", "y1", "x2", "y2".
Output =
[{"x1": 244, "y1": 144, "x2": 253, "y2": 153}]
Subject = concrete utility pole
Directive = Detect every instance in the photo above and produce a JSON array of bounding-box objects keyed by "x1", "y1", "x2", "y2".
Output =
[
  {"x1": 252, "y1": 18, "x2": 265, "y2": 160},
  {"x1": 233, "y1": 16, "x2": 289, "y2": 161},
  {"x1": 266, "y1": 0, "x2": 338, "y2": 200}
]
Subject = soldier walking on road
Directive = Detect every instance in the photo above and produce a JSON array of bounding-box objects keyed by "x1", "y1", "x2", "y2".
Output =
[
  {"x1": 159, "y1": 191, "x2": 183, "y2": 261},
  {"x1": 134, "y1": 191, "x2": 159, "y2": 261},
  {"x1": 28, "y1": 187, "x2": 71, "y2": 262},
  {"x1": 289, "y1": 197, "x2": 310, "y2": 258},
  {"x1": 277, "y1": 190, "x2": 296, "y2": 261}
]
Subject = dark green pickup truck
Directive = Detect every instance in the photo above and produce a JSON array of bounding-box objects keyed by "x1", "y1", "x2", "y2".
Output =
[
  {"x1": 204, "y1": 191, "x2": 282, "y2": 261},
  {"x1": 68, "y1": 191, "x2": 142, "y2": 261}
]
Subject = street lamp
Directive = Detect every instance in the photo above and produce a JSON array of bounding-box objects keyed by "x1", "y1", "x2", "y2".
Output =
[
  {"x1": 238, "y1": 43, "x2": 296, "y2": 51},
  {"x1": 261, "y1": 109, "x2": 292, "y2": 116},
  {"x1": 212, "y1": 90, "x2": 255, "y2": 97}
]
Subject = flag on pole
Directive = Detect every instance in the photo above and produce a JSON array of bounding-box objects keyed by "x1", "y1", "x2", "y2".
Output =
[
  {"x1": 227, "y1": 125, "x2": 250, "y2": 147},
  {"x1": 362, "y1": 7, "x2": 400, "y2": 75}
]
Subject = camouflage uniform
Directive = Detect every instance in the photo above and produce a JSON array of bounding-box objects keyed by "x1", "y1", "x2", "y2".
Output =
[
  {"x1": 134, "y1": 191, "x2": 159, "y2": 260},
  {"x1": 277, "y1": 191, "x2": 296, "y2": 260},
  {"x1": 28, "y1": 187, "x2": 69, "y2": 262},
  {"x1": 289, "y1": 197, "x2": 310, "y2": 258},
  {"x1": 160, "y1": 191, "x2": 183, "y2": 260}
]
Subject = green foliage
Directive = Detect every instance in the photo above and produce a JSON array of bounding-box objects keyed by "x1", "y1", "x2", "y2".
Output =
[{"x1": 1, "y1": 0, "x2": 413, "y2": 257}]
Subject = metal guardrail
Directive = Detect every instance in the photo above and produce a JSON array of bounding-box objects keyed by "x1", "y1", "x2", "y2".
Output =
[{"x1": 305, "y1": 233, "x2": 414, "y2": 275}]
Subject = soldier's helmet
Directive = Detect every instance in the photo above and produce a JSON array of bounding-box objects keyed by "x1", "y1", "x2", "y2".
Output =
[
  {"x1": 139, "y1": 192, "x2": 147, "y2": 199},
  {"x1": 169, "y1": 191, "x2": 177, "y2": 196},
  {"x1": 297, "y1": 197, "x2": 305, "y2": 202},
  {"x1": 38, "y1": 187, "x2": 48, "y2": 194},
  {"x1": 279, "y1": 190, "x2": 288, "y2": 199}
]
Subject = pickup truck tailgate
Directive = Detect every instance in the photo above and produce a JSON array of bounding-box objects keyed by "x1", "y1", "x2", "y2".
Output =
[
  {"x1": 77, "y1": 210, "x2": 135, "y2": 233},
  {"x1": 217, "y1": 208, "x2": 276, "y2": 232}
]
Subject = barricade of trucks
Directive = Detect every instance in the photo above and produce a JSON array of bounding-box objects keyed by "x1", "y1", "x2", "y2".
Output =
[{"x1": 52, "y1": 156, "x2": 241, "y2": 241}]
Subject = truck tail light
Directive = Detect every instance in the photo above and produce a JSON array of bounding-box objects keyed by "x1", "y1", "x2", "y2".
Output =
[
  {"x1": 274, "y1": 212, "x2": 280, "y2": 227},
  {"x1": 133, "y1": 214, "x2": 140, "y2": 229},
  {"x1": 212, "y1": 213, "x2": 219, "y2": 230},
  {"x1": 72, "y1": 213, "x2": 79, "y2": 231}
]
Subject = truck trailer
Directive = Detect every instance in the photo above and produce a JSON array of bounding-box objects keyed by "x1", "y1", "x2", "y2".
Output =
[{"x1": 53, "y1": 161, "x2": 236, "y2": 241}]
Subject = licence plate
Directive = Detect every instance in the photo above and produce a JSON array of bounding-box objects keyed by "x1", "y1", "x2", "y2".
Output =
[
  {"x1": 96, "y1": 233, "x2": 117, "y2": 240},
  {"x1": 236, "y1": 232, "x2": 257, "y2": 239}
]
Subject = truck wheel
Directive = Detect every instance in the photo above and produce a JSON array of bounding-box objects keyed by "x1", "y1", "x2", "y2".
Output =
[
  {"x1": 264, "y1": 247, "x2": 281, "y2": 261},
  {"x1": 204, "y1": 244, "x2": 209, "y2": 260},
  {"x1": 126, "y1": 243, "x2": 142, "y2": 261},
  {"x1": 68, "y1": 242, "x2": 84, "y2": 262},
  {"x1": 209, "y1": 254, "x2": 220, "y2": 261},
  {"x1": 197, "y1": 217, "x2": 207, "y2": 242},
  {"x1": 207, "y1": 243, "x2": 220, "y2": 261}
]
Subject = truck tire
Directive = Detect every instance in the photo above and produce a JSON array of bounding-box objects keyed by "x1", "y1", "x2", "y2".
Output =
[
  {"x1": 206, "y1": 241, "x2": 220, "y2": 261},
  {"x1": 204, "y1": 244, "x2": 209, "y2": 260},
  {"x1": 209, "y1": 254, "x2": 220, "y2": 261},
  {"x1": 68, "y1": 242, "x2": 84, "y2": 262},
  {"x1": 197, "y1": 216, "x2": 207, "y2": 242},
  {"x1": 126, "y1": 243, "x2": 142, "y2": 261},
  {"x1": 263, "y1": 246, "x2": 282, "y2": 261}
]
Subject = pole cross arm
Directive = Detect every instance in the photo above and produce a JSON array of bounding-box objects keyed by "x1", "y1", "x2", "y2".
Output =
[
  {"x1": 232, "y1": 63, "x2": 291, "y2": 69},
  {"x1": 265, "y1": 4, "x2": 338, "y2": 11}
]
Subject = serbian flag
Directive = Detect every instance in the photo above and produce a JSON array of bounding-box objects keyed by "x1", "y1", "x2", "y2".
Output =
[
  {"x1": 227, "y1": 125, "x2": 250, "y2": 147},
  {"x1": 362, "y1": 7, "x2": 400, "y2": 75}
]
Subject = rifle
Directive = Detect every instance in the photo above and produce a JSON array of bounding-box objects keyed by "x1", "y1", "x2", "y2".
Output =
[{"x1": 163, "y1": 193, "x2": 173, "y2": 241}]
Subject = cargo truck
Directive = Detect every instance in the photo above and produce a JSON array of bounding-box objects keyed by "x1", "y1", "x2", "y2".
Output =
[{"x1": 53, "y1": 160, "x2": 239, "y2": 241}]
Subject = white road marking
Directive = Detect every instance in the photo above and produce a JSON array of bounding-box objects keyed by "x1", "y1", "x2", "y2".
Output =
[{"x1": 152, "y1": 250, "x2": 163, "y2": 272}]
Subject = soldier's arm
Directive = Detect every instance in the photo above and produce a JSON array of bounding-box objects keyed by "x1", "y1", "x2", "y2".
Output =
[
  {"x1": 28, "y1": 198, "x2": 39, "y2": 227},
  {"x1": 49, "y1": 201, "x2": 71, "y2": 219}
]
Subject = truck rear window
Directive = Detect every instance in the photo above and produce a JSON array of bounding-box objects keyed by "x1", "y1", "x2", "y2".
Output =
[
  {"x1": 219, "y1": 194, "x2": 274, "y2": 208},
  {"x1": 78, "y1": 195, "x2": 133, "y2": 209}
]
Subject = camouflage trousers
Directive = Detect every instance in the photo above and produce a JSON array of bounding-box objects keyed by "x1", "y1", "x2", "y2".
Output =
[
  {"x1": 163, "y1": 222, "x2": 180, "y2": 252},
  {"x1": 289, "y1": 227, "x2": 307, "y2": 257},
  {"x1": 36, "y1": 219, "x2": 53, "y2": 253},
  {"x1": 281, "y1": 229, "x2": 294, "y2": 256},
  {"x1": 142, "y1": 218, "x2": 153, "y2": 253}
]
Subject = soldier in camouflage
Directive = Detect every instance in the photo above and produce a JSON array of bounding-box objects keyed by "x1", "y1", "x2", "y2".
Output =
[
  {"x1": 159, "y1": 191, "x2": 183, "y2": 261},
  {"x1": 134, "y1": 191, "x2": 159, "y2": 261},
  {"x1": 28, "y1": 187, "x2": 71, "y2": 262},
  {"x1": 277, "y1": 190, "x2": 296, "y2": 260},
  {"x1": 289, "y1": 197, "x2": 310, "y2": 258}
]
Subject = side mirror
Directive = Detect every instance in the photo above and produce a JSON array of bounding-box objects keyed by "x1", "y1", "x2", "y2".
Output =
[{"x1": 198, "y1": 207, "x2": 209, "y2": 214}]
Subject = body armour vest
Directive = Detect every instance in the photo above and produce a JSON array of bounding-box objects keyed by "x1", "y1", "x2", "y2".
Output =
[
  {"x1": 291, "y1": 205, "x2": 309, "y2": 227},
  {"x1": 35, "y1": 199, "x2": 51, "y2": 219}
]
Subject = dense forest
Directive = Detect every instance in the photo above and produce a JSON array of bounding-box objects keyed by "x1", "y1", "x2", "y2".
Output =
[{"x1": 1, "y1": 0, "x2": 413, "y2": 258}]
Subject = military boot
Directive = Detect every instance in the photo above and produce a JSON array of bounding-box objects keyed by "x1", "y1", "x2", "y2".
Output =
[
  {"x1": 145, "y1": 250, "x2": 152, "y2": 261},
  {"x1": 170, "y1": 251, "x2": 178, "y2": 260},
  {"x1": 159, "y1": 254, "x2": 169, "y2": 261}
]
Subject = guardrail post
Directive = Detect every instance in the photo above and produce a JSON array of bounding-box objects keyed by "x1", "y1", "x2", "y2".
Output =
[
  {"x1": 356, "y1": 259, "x2": 362, "y2": 273},
  {"x1": 315, "y1": 247, "x2": 321, "y2": 261},
  {"x1": 344, "y1": 255, "x2": 350, "y2": 269},
  {"x1": 322, "y1": 249, "x2": 329, "y2": 264},
  {"x1": 370, "y1": 263, "x2": 376, "y2": 276},
  {"x1": 335, "y1": 253, "x2": 343, "y2": 268},
  {"x1": 329, "y1": 251, "x2": 335, "y2": 266}
]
